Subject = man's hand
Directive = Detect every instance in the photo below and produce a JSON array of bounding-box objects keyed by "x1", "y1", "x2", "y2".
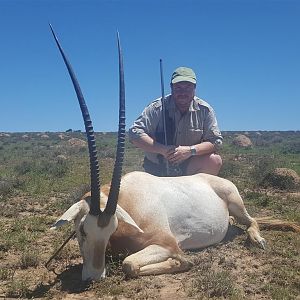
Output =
[
  {"x1": 133, "y1": 136, "x2": 194, "y2": 165},
  {"x1": 158, "y1": 145, "x2": 176, "y2": 159},
  {"x1": 166, "y1": 145, "x2": 192, "y2": 164}
]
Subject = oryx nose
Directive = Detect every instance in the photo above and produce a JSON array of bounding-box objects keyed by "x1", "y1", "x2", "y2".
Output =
[
  {"x1": 82, "y1": 265, "x2": 106, "y2": 281},
  {"x1": 82, "y1": 266, "x2": 93, "y2": 281}
]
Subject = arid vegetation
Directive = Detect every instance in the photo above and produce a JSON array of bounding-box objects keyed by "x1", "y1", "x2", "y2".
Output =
[{"x1": 0, "y1": 131, "x2": 299, "y2": 299}]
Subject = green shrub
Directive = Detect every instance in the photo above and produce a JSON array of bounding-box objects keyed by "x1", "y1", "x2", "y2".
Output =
[
  {"x1": 6, "y1": 278, "x2": 30, "y2": 298},
  {"x1": 0, "y1": 180, "x2": 14, "y2": 197},
  {"x1": 41, "y1": 159, "x2": 69, "y2": 177},
  {"x1": 244, "y1": 191, "x2": 270, "y2": 207},
  {"x1": 14, "y1": 159, "x2": 69, "y2": 178},
  {"x1": 0, "y1": 178, "x2": 22, "y2": 199},
  {"x1": 20, "y1": 248, "x2": 39, "y2": 268},
  {"x1": 281, "y1": 141, "x2": 300, "y2": 154},
  {"x1": 0, "y1": 268, "x2": 14, "y2": 280},
  {"x1": 219, "y1": 160, "x2": 242, "y2": 179},
  {"x1": 14, "y1": 161, "x2": 34, "y2": 175},
  {"x1": 250, "y1": 156, "x2": 278, "y2": 186},
  {"x1": 262, "y1": 173, "x2": 297, "y2": 190}
]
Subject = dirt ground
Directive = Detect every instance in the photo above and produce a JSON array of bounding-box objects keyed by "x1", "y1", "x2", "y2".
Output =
[{"x1": 1, "y1": 190, "x2": 299, "y2": 299}]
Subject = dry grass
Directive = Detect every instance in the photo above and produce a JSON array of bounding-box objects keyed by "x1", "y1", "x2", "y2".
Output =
[{"x1": 0, "y1": 131, "x2": 299, "y2": 299}]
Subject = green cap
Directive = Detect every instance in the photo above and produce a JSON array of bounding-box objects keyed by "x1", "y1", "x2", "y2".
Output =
[{"x1": 171, "y1": 67, "x2": 197, "y2": 84}]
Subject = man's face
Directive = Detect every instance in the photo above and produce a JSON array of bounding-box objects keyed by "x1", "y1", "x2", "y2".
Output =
[{"x1": 171, "y1": 81, "x2": 196, "y2": 113}]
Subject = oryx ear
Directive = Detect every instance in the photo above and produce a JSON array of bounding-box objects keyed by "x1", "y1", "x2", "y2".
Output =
[
  {"x1": 50, "y1": 200, "x2": 90, "y2": 230},
  {"x1": 116, "y1": 205, "x2": 144, "y2": 233}
]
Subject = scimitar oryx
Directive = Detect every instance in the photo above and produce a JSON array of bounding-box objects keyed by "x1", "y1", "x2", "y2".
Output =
[{"x1": 49, "y1": 26, "x2": 300, "y2": 281}]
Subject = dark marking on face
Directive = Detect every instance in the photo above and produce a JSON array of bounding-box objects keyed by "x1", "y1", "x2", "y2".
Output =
[
  {"x1": 97, "y1": 212, "x2": 111, "y2": 228},
  {"x1": 93, "y1": 240, "x2": 105, "y2": 269},
  {"x1": 79, "y1": 223, "x2": 87, "y2": 239}
]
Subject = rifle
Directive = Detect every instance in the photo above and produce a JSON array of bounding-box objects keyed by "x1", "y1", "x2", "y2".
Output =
[{"x1": 159, "y1": 59, "x2": 169, "y2": 176}]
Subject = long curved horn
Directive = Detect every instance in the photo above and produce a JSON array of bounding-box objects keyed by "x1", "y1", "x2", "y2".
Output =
[
  {"x1": 104, "y1": 32, "x2": 126, "y2": 216},
  {"x1": 50, "y1": 24, "x2": 101, "y2": 216}
]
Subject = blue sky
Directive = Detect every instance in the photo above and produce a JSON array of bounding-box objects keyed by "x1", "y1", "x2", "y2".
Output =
[{"x1": 1, "y1": 0, "x2": 299, "y2": 132}]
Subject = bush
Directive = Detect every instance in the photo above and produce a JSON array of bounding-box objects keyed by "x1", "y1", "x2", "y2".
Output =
[
  {"x1": 250, "y1": 156, "x2": 278, "y2": 187},
  {"x1": 14, "y1": 159, "x2": 69, "y2": 178},
  {"x1": 14, "y1": 161, "x2": 34, "y2": 175},
  {"x1": 0, "y1": 180, "x2": 14, "y2": 197},
  {"x1": 20, "y1": 249, "x2": 39, "y2": 268},
  {"x1": 0, "y1": 268, "x2": 14, "y2": 280},
  {"x1": 41, "y1": 159, "x2": 69, "y2": 178},
  {"x1": 281, "y1": 141, "x2": 300, "y2": 154},
  {"x1": 0, "y1": 178, "x2": 22, "y2": 198},
  {"x1": 244, "y1": 191, "x2": 270, "y2": 207},
  {"x1": 219, "y1": 160, "x2": 242, "y2": 179},
  {"x1": 6, "y1": 278, "x2": 30, "y2": 298},
  {"x1": 261, "y1": 168, "x2": 300, "y2": 190}
]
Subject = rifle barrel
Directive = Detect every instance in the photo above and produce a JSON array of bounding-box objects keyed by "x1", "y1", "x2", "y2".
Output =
[{"x1": 159, "y1": 59, "x2": 169, "y2": 175}]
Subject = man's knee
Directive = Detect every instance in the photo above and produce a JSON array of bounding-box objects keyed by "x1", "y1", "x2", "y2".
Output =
[
  {"x1": 186, "y1": 153, "x2": 222, "y2": 176},
  {"x1": 203, "y1": 153, "x2": 222, "y2": 175},
  {"x1": 211, "y1": 154, "x2": 222, "y2": 170}
]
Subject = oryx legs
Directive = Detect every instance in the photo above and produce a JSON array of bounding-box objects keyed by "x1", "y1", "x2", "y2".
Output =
[
  {"x1": 227, "y1": 190, "x2": 266, "y2": 249},
  {"x1": 122, "y1": 243, "x2": 192, "y2": 277}
]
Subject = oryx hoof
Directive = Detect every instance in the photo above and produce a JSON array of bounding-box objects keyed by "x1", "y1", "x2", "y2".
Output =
[
  {"x1": 258, "y1": 238, "x2": 267, "y2": 250},
  {"x1": 122, "y1": 261, "x2": 139, "y2": 278}
]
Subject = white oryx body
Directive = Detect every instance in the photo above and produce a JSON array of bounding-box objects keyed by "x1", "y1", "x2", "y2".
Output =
[
  {"x1": 115, "y1": 172, "x2": 229, "y2": 250},
  {"x1": 52, "y1": 171, "x2": 265, "y2": 280}
]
